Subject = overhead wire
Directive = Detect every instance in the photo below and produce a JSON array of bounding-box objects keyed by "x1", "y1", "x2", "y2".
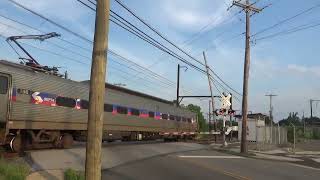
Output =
[
  {"x1": 252, "y1": 3, "x2": 320, "y2": 37},
  {"x1": 0, "y1": 20, "x2": 194, "y2": 95},
  {"x1": 254, "y1": 20, "x2": 320, "y2": 42},
  {"x1": 6, "y1": 0, "x2": 242, "y2": 101},
  {"x1": 80, "y1": 0, "x2": 234, "y2": 96},
  {"x1": 112, "y1": 0, "x2": 243, "y2": 98}
]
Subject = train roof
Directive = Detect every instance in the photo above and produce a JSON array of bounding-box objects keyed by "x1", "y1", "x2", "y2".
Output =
[
  {"x1": 81, "y1": 80, "x2": 174, "y2": 105},
  {"x1": 0, "y1": 59, "x2": 174, "y2": 105}
]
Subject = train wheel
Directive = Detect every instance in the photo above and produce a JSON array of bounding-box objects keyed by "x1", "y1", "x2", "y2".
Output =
[
  {"x1": 61, "y1": 134, "x2": 73, "y2": 149},
  {"x1": 9, "y1": 135, "x2": 22, "y2": 153}
]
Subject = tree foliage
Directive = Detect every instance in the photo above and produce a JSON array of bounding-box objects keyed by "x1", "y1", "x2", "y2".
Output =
[
  {"x1": 279, "y1": 112, "x2": 302, "y2": 126},
  {"x1": 186, "y1": 104, "x2": 208, "y2": 132}
]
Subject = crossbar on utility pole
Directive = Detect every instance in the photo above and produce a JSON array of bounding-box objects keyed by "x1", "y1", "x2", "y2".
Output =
[
  {"x1": 203, "y1": 52, "x2": 216, "y2": 135},
  {"x1": 85, "y1": 0, "x2": 110, "y2": 179},
  {"x1": 230, "y1": 0, "x2": 263, "y2": 154}
]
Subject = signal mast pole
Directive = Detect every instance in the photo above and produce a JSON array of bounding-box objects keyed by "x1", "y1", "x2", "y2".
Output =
[
  {"x1": 85, "y1": 0, "x2": 110, "y2": 179},
  {"x1": 230, "y1": 0, "x2": 263, "y2": 153}
]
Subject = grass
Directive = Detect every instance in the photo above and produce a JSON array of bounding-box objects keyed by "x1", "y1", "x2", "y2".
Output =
[
  {"x1": 64, "y1": 168, "x2": 85, "y2": 180},
  {"x1": 0, "y1": 158, "x2": 30, "y2": 180}
]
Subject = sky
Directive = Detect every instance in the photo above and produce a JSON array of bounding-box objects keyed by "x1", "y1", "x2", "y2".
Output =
[{"x1": 0, "y1": 0, "x2": 320, "y2": 121}]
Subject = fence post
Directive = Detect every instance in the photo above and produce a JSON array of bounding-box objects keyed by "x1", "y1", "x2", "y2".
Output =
[{"x1": 278, "y1": 123, "x2": 280, "y2": 145}]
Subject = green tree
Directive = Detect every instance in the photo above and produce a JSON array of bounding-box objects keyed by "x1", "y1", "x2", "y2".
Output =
[
  {"x1": 186, "y1": 104, "x2": 208, "y2": 132},
  {"x1": 279, "y1": 112, "x2": 301, "y2": 126}
]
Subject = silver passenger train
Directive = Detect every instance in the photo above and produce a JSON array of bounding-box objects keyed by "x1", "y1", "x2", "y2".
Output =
[{"x1": 0, "y1": 60, "x2": 197, "y2": 152}]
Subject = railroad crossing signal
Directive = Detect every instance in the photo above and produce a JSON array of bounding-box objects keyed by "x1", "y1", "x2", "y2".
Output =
[{"x1": 221, "y1": 93, "x2": 232, "y2": 110}]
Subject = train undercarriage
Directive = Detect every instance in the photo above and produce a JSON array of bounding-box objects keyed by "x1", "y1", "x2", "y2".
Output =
[{"x1": 1, "y1": 129, "x2": 196, "y2": 153}]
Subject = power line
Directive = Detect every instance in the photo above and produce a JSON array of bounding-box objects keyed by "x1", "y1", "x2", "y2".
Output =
[
  {"x1": 0, "y1": 23, "x2": 192, "y2": 94},
  {"x1": 252, "y1": 3, "x2": 320, "y2": 37},
  {"x1": 7, "y1": 0, "x2": 241, "y2": 100},
  {"x1": 79, "y1": 0, "x2": 244, "y2": 99},
  {"x1": 254, "y1": 20, "x2": 320, "y2": 42},
  {"x1": 113, "y1": 0, "x2": 242, "y2": 98},
  {"x1": 113, "y1": 0, "x2": 207, "y2": 67},
  {"x1": 79, "y1": 0, "x2": 234, "y2": 95},
  {"x1": 0, "y1": 14, "x2": 197, "y2": 95},
  {"x1": 79, "y1": 0, "x2": 208, "y2": 73}
]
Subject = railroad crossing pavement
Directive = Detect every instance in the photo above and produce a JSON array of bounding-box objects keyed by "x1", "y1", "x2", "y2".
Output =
[
  {"x1": 209, "y1": 142, "x2": 320, "y2": 168},
  {"x1": 102, "y1": 149, "x2": 320, "y2": 180},
  {"x1": 26, "y1": 141, "x2": 320, "y2": 180}
]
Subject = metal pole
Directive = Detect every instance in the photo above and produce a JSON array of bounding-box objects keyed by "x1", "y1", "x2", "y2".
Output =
[
  {"x1": 223, "y1": 115, "x2": 227, "y2": 146},
  {"x1": 278, "y1": 122, "x2": 280, "y2": 145},
  {"x1": 310, "y1": 99, "x2": 313, "y2": 118},
  {"x1": 85, "y1": 0, "x2": 110, "y2": 179},
  {"x1": 293, "y1": 125, "x2": 296, "y2": 153},
  {"x1": 209, "y1": 100, "x2": 211, "y2": 133},
  {"x1": 176, "y1": 64, "x2": 180, "y2": 107},
  {"x1": 230, "y1": 115, "x2": 233, "y2": 142}
]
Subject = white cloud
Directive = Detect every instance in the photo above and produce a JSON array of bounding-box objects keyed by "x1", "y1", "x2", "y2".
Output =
[
  {"x1": 14, "y1": 0, "x2": 88, "y2": 22},
  {"x1": 162, "y1": 0, "x2": 232, "y2": 32},
  {"x1": 287, "y1": 64, "x2": 320, "y2": 77}
]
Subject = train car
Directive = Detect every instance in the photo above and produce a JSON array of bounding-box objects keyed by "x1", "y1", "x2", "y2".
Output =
[{"x1": 0, "y1": 60, "x2": 198, "y2": 152}]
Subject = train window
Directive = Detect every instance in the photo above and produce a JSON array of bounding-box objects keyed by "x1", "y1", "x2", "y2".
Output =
[
  {"x1": 148, "y1": 111, "x2": 155, "y2": 118},
  {"x1": 169, "y1": 115, "x2": 175, "y2": 120},
  {"x1": 80, "y1": 100, "x2": 89, "y2": 109},
  {"x1": 161, "y1": 113, "x2": 168, "y2": 120},
  {"x1": 0, "y1": 76, "x2": 8, "y2": 94},
  {"x1": 104, "y1": 104, "x2": 113, "y2": 112},
  {"x1": 117, "y1": 106, "x2": 128, "y2": 114},
  {"x1": 56, "y1": 96, "x2": 76, "y2": 108},
  {"x1": 131, "y1": 108, "x2": 140, "y2": 116},
  {"x1": 176, "y1": 116, "x2": 181, "y2": 121},
  {"x1": 182, "y1": 117, "x2": 186, "y2": 122}
]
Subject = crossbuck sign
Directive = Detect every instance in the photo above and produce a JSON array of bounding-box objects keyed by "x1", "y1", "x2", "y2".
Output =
[{"x1": 221, "y1": 93, "x2": 232, "y2": 109}]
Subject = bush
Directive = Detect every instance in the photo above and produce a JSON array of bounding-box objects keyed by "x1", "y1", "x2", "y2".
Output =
[
  {"x1": 312, "y1": 128, "x2": 320, "y2": 139},
  {"x1": 0, "y1": 159, "x2": 29, "y2": 180},
  {"x1": 64, "y1": 168, "x2": 85, "y2": 180}
]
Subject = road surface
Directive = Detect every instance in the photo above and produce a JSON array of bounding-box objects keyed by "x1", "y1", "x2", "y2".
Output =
[
  {"x1": 27, "y1": 141, "x2": 320, "y2": 180},
  {"x1": 102, "y1": 149, "x2": 320, "y2": 180}
]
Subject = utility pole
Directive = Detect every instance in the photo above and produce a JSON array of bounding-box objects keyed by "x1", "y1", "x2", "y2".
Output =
[
  {"x1": 310, "y1": 100, "x2": 313, "y2": 118},
  {"x1": 230, "y1": 0, "x2": 262, "y2": 153},
  {"x1": 266, "y1": 94, "x2": 277, "y2": 144},
  {"x1": 85, "y1": 1, "x2": 110, "y2": 180},
  {"x1": 309, "y1": 99, "x2": 320, "y2": 126},
  {"x1": 309, "y1": 99, "x2": 320, "y2": 118},
  {"x1": 203, "y1": 52, "x2": 216, "y2": 135},
  {"x1": 176, "y1": 64, "x2": 180, "y2": 107},
  {"x1": 209, "y1": 100, "x2": 212, "y2": 133}
]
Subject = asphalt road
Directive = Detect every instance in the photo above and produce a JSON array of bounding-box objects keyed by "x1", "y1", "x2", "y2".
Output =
[{"x1": 102, "y1": 149, "x2": 320, "y2": 180}]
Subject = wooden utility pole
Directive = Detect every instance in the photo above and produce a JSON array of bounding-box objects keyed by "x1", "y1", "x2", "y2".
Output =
[
  {"x1": 203, "y1": 52, "x2": 215, "y2": 133},
  {"x1": 230, "y1": 0, "x2": 262, "y2": 153},
  {"x1": 85, "y1": 0, "x2": 110, "y2": 179}
]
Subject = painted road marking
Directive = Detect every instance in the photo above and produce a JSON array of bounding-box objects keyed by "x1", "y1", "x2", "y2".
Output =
[
  {"x1": 177, "y1": 156, "x2": 251, "y2": 180},
  {"x1": 178, "y1": 155, "x2": 245, "y2": 159}
]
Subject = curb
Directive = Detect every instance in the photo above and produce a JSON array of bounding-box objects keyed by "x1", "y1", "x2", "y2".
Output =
[{"x1": 26, "y1": 169, "x2": 64, "y2": 180}]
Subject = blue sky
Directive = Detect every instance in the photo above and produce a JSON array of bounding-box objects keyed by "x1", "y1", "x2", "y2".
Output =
[{"x1": 0, "y1": 0, "x2": 320, "y2": 120}]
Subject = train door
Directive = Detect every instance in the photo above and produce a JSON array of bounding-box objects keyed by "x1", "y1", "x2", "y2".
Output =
[{"x1": 0, "y1": 74, "x2": 9, "y2": 123}]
